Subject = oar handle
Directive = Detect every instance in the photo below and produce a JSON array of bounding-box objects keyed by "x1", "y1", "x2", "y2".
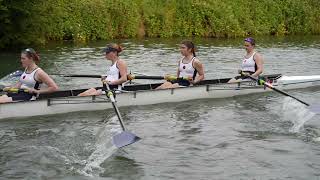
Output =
[{"x1": 2, "y1": 87, "x2": 29, "y2": 93}]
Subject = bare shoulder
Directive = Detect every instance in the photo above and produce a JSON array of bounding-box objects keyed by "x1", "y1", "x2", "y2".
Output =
[
  {"x1": 193, "y1": 57, "x2": 203, "y2": 66},
  {"x1": 35, "y1": 68, "x2": 51, "y2": 82},
  {"x1": 118, "y1": 58, "x2": 126, "y2": 63},
  {"x1": 36, "y1": 68, "x2": 48, "y2": 77},
  {"x1": 254, "y1": 52, "x2": 263, "y2": 59},
  {"x1": 117, "y1": 59, "x2": 128, "y2": 72},
  {"x1": 117, "y1": 59, "x2": 127, "y2": 66}
]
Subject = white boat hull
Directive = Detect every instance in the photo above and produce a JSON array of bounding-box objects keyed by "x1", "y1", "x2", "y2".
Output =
[{"x1": 1, "y1": 75, "x2": 319, "y2": 119}]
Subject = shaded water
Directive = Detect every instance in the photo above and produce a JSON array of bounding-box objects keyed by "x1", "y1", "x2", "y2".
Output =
[{"x1": 0, "y1": 36, "x2": 320, "y2": 179}]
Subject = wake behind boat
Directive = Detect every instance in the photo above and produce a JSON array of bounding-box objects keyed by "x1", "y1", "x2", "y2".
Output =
[{"x1": 0, "y1": 74, "x2": 320, "y2": 120}]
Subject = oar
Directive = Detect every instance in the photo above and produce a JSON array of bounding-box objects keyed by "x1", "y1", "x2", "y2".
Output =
[
  {"x1": 52, "y1": 74, "x2": 101, "y2": 78},
  {"x1": 102, "y1": 82, "x2": 140, "y2": 148},
  {"x1": 244, "y1": 74, "x2": 320, "y2": 113},
  {"x1": 128, "y1": 74, "x2": 191, "y2": 81},
  {"x1": 0, "y1": 70, "x2": 23, "y2": 80},
  {"x1": 52, "y1": 73, "x2": 190, "y2": 81}
]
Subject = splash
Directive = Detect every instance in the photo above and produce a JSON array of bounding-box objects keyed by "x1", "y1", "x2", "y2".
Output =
[
  {"x1": 282, "y1": 97, "x2": 316, "y2": 133},
  {"x1": 79, "y1": 116, "x2": 122, "y2": 176}
]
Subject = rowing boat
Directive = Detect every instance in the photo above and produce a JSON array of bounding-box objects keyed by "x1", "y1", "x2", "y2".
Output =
[{"x1": 1, "y1": 74, "x2": 320, "y2": 120}]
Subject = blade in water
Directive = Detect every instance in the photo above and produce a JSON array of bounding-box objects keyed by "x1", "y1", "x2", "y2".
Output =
[
  {"x1": 112, "y1": 131, "x2": 141, "y2": 148},
  {"x1": 309, "y1": 104, "x2": 320, "y2": 114}
]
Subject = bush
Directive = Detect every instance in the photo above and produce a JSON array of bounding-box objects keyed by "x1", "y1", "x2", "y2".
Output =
[{"x1": 0, "y1": 0, "x2": 319, "y2": 50}]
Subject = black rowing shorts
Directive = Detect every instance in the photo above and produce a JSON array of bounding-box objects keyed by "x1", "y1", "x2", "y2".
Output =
[
  {"x1": 7, "y1": 92, "x2": 33, "y2": 101},
  {"x1": 170, "y1": 79, "x2": 191, "y2": 86}
]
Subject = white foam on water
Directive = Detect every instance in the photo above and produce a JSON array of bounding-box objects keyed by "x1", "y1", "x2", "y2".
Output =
[
  {"x1": 79, "y1": 116, "x2": 122, "y2": 177},
  {"x1": 282, "y1": 97, "x2": 316, "y2": 133},
  {"x1": 314, "y1": 137, "x2": 320, "y2": 142}
]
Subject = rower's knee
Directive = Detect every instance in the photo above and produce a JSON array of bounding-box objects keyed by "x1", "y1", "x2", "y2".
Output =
[
  {"x1": 171, "y1": 83, "x2": 180, "y2": 88},
  {"x1": 0, "y1": 95, "x2": 13, "y2": 104},
  {"x1": 156, "y1": 82, "x2": 172, "y2": 90}
]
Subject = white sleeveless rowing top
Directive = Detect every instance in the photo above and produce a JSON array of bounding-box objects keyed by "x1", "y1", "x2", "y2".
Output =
[
  {"x1": 106, "y1": 61, "x2": 121, "y2": 89},
  {"x1": 20, "y1": 68, "x2": 42, "y2": 89},
  {"x1": 241, "y1": 52, "x2": 256, "y2": 73},
  {"x1": 179, "y1": 57, "x2": 196, "y2": 79}
]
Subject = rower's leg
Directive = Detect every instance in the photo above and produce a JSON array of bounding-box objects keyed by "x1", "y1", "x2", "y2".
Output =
[
  {"x1": 228, "y1": 78, "x2": 242, "y2": 83},
  {"x1": 0, "y1": 95, "x2": 13, "y2": 104},
  {"x1": 78, "y1": 88, "x2": 101, "y2": 96},
  {"x1": 171, "y1": 83, "x2": 180, "y2": 88},
  {"x1": 156, "y1": 82, "x2": 181, "y2": 89},
  {"x1": 155, "y1": 82, "x2": 173, "y2": 90}
]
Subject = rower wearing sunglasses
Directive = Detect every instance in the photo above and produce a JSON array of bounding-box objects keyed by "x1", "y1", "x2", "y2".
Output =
[{"x1": 77, "y1": 43, "x2": 128, "y2": 96}]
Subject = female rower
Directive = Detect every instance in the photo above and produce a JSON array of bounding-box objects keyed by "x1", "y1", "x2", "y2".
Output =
[
  {"x1": 228, "y1": 37, "x2": 264, "y2": 83},
  {"x1": 156, "y1": 40, "x2": 205, "y2": 89},
  {"x1": 78, "y1": 43, "x2": 128, "y2": 96},
  {"x1": 0, "y1": 48, "x2": 59, "y2": 103}
]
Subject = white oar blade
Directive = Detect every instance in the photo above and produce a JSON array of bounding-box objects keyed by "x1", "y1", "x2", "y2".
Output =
[
  {"x1": 1, "y1": 70, "x2": 23, "y2": 82},
  {"x1": 309, "y1": 104, "x2": 320, "y2": 114},
  {"x1": 10, "y1": 70, "x2": 23, "y2": 77},
  {"x1": 112, "y1": 131, "x2": 141, "y2": 148}
]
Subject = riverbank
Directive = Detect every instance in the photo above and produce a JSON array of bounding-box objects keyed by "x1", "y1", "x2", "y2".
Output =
[{"x1": 1, "y1": 0, "x2": 319, "y2": 50}]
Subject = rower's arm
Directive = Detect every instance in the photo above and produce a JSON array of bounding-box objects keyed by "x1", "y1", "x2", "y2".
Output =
[
  {"x1": 193, "y1": 59, "x2": 205, "y2": 84},
  {"x1": 35, "y1": 70, "x2": 59, "y2": 94},
  {"x1": 252, "y1": 53, "x2": 263, "y2": 77}
]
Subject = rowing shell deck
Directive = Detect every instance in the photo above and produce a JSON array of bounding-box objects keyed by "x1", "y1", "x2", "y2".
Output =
[{"x1": 1, "y1": 74, "x2": 320, "y2": 119}]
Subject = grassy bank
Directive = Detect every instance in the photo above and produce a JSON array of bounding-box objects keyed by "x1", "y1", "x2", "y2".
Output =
[{"x1": 0, "y1": 0, "x2": 319, "y2": 49}]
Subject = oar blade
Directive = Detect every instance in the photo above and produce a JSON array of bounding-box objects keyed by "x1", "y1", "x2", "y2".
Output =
[
  {"x1": 309, "y1": 104, "x2": 320, "y2": 114},
  {"x1": 1, "y1": 70, "x2": 23, "y2": 81},
  {"x1": 112, "y1": 131, "x2": 141, "y2": 148}
]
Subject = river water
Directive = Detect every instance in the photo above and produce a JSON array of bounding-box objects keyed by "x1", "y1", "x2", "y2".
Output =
[{"x1": 0, "y1": 36, "x2": 320, "y2": 179}]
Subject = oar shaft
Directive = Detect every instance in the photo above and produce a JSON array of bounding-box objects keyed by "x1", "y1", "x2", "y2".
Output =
[
  {"x1": 128, "y1": 74, "x2": 190, "y2": 81},
  {"x1": 53, "y1": 74, "x2": 101, "y2": 78},
  {"x1": 264, "y1": 82, "x2": 310, "y2": 106},
  {"x1": 132, "y1": 75, "x2": 164, "y2": 80},
  {"x1": 103, "y1": 82, "x2": 126, "y2": 131},
  {"x1": 245, "y1": 74, "x2": 310, "y2": 106},
  {"x1": 52, "y1": 73, "x2": 190, "y2": 82}
]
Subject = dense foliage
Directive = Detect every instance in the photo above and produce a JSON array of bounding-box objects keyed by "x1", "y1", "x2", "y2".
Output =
[{"x1": 0, "y1": 0, "x2": 319, "y2": 49}]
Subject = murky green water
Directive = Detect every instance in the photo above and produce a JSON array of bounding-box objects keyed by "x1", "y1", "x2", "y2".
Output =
[{"x1": 0, "y1": 36, "x2": 320, "y2": 179}]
